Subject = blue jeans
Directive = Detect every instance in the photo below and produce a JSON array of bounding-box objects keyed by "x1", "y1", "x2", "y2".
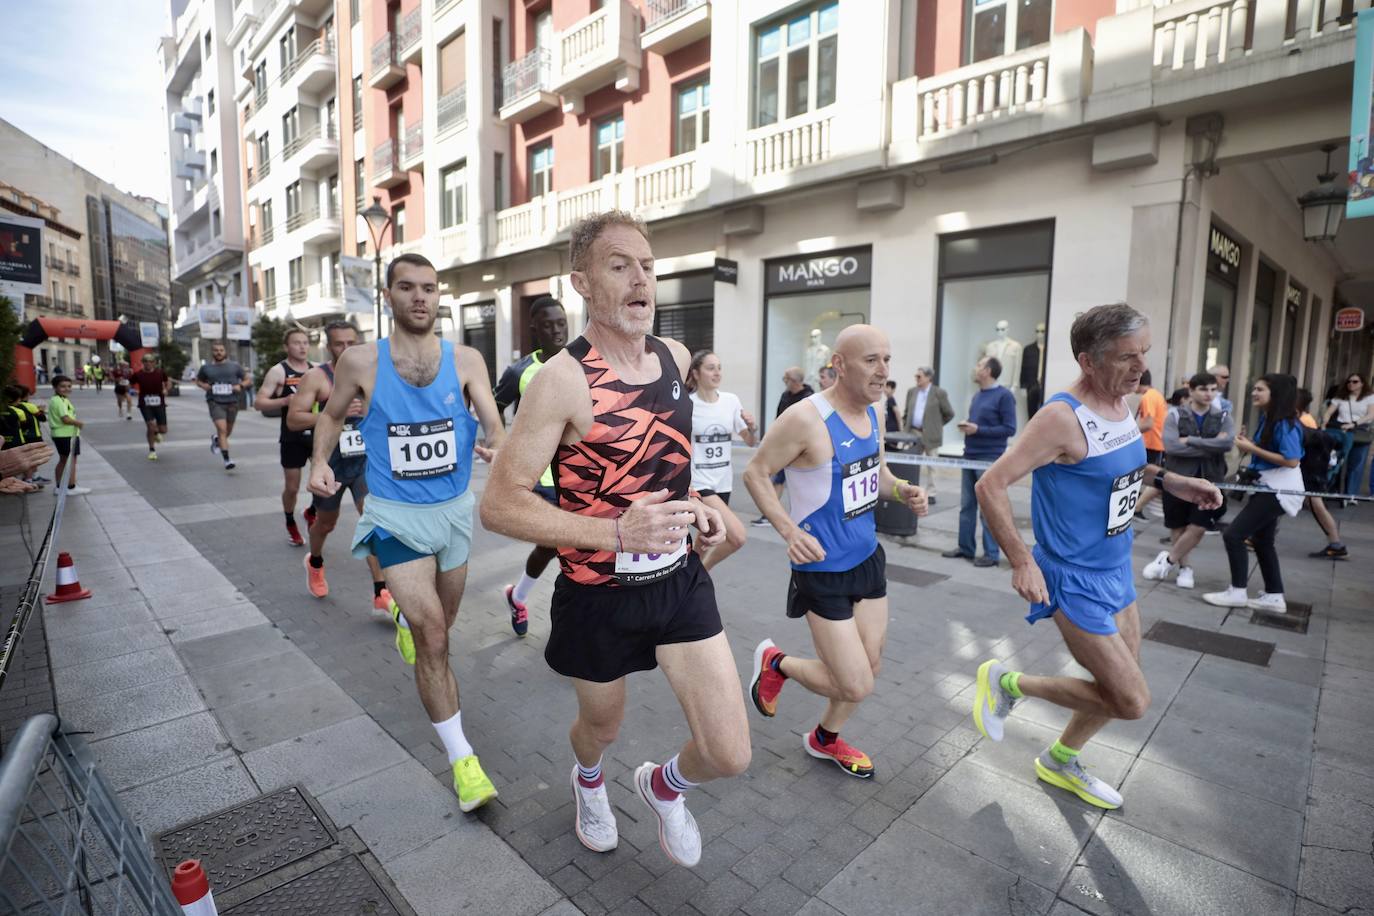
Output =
[
  {"x1": 1344, "y1": 440, "x2": 1371, "y2": 496},
  {"x1": 958, "y1": 468, "x2": 998, "y2": 560}
]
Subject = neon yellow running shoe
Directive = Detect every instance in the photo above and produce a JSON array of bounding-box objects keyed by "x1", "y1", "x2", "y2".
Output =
[
  {"x1": 390, "y1": 600, "x2": 415, "y2": 666},
  {"x1": 1034, "y1": 751, "x2": 1123, "y2": 809},
  {"x1": 452, "y1": 755, "x2": 498, "y2": 812}
]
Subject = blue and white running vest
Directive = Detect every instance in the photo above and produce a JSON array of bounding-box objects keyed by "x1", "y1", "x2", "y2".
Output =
[
  {"x1": 1031, "y1": 392, "x2": 1146, "y2": 568},
  {"x1": 786, "y1": 393, "x2": 881, "y2": 572},
  {"x1": 360, "y1": 339, "x2": 477, "y2": 504}
]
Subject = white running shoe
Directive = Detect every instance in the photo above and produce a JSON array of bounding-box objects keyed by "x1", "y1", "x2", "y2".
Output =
[
  {"x1": 633, "y1": 762, "x2": 701, "y2": 867},
  {"x1": 972, "y1": 659, "x2": 1016, "y2": 742},
  {"x1": 1202, "y1": 586, "x2": 1249, "y2": 608},
  {"x1": 570, "y1": 767, "x2": 618, "y2": 853},
  {"x1": 1248, "y1": 592, "x2": 1287, "y2": 613},
  {"x1": 1142, "y1": 550, "x2": 1175, "y2": 581},
  {"x1": 1035, "y1": 751, "x2": 1124, "y2": 810},
  {"x1": 1175, "y1": 566, "x2": 1195, "y2": 590},
  {"x1": 64, "y1": 486, "x2": 92, "y2": 496}
]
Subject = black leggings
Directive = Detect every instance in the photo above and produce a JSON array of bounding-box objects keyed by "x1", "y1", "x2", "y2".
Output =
[{"x1": 1222, "y1": 492, "x2": 1286, "y2": 593}]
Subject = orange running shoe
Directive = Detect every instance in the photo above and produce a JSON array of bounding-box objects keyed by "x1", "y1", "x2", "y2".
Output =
[
  {"x1": 372, "y1": 588, "x2": 393, "y2": 620},
  {"x1": 749, "y1": 639, "x2": 786, "y2": 717},
  {"x1": 803, "y1": 730, "x2": 874, "y2": 779},
  {"x1": 304, "y1": 555, "x2": 329, "y2": 598}
]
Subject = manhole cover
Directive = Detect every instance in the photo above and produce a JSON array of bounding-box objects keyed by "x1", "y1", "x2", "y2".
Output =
[
  {"x1": 155, "y1": 786, "x2": 334, "y2": 894},
  {"x1": 887, "y1": 565, "x2": 949, "y2": 588},
  {"x1": 1250, "y1": 601, "x2": 1312, "y2": 634},
  {"x1": 1144, "y1": 621, "x2": 1275, "y2": 667},
  {"x1": 223, "y1": 855, "x2": 401, "y2": 915}
]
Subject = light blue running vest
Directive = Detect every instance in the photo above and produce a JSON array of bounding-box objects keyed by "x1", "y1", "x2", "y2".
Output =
[
  {"x1": 360, "y1": 339, "x2": 477, "y2": 504},
  {"x1": 786, "y1": 394, "x2": 881, "y2": 572},
  {"x1": 1031, "y1": 392, "x2": 1146, "y2": 568}
]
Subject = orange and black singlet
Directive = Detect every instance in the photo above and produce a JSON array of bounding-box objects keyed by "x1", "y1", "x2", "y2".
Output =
[{"x1": 555, "y1": 335, "x2": 693, "y2": 587}]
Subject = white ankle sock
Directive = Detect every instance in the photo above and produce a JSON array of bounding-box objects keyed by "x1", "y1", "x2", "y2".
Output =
[
  {"x1": 433, "y1": 711, "x2": 473, "y2": 763},
  {"x1": 512, "y1": 572, "x2": 539, "y2": 605}
]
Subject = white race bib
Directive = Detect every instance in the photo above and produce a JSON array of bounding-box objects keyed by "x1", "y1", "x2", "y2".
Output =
[
  {"x1": 614, "y1": 539, "x2": 688, "y2": 585},
  {"x1": 340, "y1": 425, "x2": 366, "y2": 458},
  {"x1": 211, "y1": 383, "x2": 233, "y2": 396},
  {"x1": 841, "y1": 454, "x2": 880, "y2": 520},
  {"x1": 142, "y1": 395, "x2": 162, "y2": 407},
  {"x1": 387, "y1": 418, "x2": 456, "y2": 479},
  {"x1": 693, "y1": 432, "x2": 730, "y2": 471},
  {"x1": 1106, "y1": 466, "x2": 1146, "y2": 536}
]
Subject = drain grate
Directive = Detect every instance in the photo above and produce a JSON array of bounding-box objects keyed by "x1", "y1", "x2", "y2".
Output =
[
  {"x1": 223, "y1": 855, "x2": 402, "y2": 915},
  {"x1": 887, "y1": 564, "x2": 949, "y2": 588},
  {"x1": 154, "y1": 786, "x2": 334, "y2": 895},
  {"x1": 1250, "y1": 601, "x2": 1312, "y2": 634},
  {"x1": 1144, "y1": 621, "x2": 1275, "y2": 667}
]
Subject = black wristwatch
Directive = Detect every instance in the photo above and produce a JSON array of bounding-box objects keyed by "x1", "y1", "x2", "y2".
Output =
[{"x1": 1153, "y1": 469, "x2": 1168, "y2": 490}]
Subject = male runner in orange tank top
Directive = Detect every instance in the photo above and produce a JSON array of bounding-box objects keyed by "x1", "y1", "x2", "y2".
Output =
[{"x1": 482, "y1": 211, "x2": 751, "y2": 868}]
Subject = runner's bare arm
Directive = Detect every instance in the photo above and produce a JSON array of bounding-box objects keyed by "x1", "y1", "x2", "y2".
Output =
[
  {"x1": 311, "y1": 346, "x2": 370, "y2": 473},
  {"x1": 975, "y1": 401, "x2": 1077, "y2": 580},
  {"x1": 286, "y1": 368, "x2": 326, "y2": 433},
  {"x1": 456, "y1": 345, "x2": 505, "y2": 458},
  {"x1": 255, "y1": 363, "x2": 287, "y2": 412}
]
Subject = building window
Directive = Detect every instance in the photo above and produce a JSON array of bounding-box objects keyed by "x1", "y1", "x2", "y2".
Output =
[
  {"x1": 356, "y1": 239, "x2": 367, "y2": 257},
  {"x1": 279, "y1": 26, "x2": 296, "y2": 70},
  {"x1": 393, "y1": 205, "x2": 406, "y2": 244},
  {"x1": 441, "y1": 161, "x2": 466, "y2": 229},
  {"x1": 286, "y1": 181, "x2": 302, "y2": 220},
  {"x1": 492, "y1": 18, "x2": 504, "y2": 110},
  {"x1": 264, "y1": 268, "x2": 276, "y2": 302},
  {"x1": 352, "y1": 76, "x2": 363, "y2": 129},
  {"x1": 261, "y1": 200, "x2": 274, "y2": 231},
  {"x1": 204, "y1": 32, "x2": 212, "y2": 57},
  {"x1": 675, "y1": 80, "x2": 710, "y2": 154},
  {"x1": 494, "y1": 152, "x2": 504, "y2": 210},
  {"x1": 354, "y1": 159, "x2": 366, "y2": 208},
  {"x1": 282, "y1": 106, "x2": 299, "y2": 147},
  {"x1": 966, "y1": 0, "x2": 1052, "y2": 64},
  {"x1": 350, "y1": 0, "x2": 360, "y2": 25},
  {"x1": 211, "y1": 208, "x2": 221, "y2": 236},
  {"x1": 528, "y1": 142, "x2": 553, "y2": 198},
  {"x1": 593, "y1": 115, "x2": 624, "y2": 179},
  {"x1": 754, "y1": 2, "x2": 838, "y2": 128},
  {"x1": 207, "y1": 89, "x2": 215, "y2": 115},
  {"x1": 210, "y1": 149, "x2": 218, "y2": 175},
  {"x1": 257, "y1": 133, "x2": 271, "y2": 169},
  {"x1": 289, "y1": 257, "x2": 303, "y2": 301},
  {"x1": 328, "y1": 175, "x2": 339, "y2": 217},
  {"x1": 68, "y1": 284, "x2": 78, "y2": 309},
  {"x1": 254, "y1": 60, "x2": 268, "y2": 99}
]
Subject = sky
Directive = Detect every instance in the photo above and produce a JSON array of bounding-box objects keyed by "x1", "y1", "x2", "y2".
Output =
[{"x1": 3, "y1": 1, "x2": 172, "y2": 203}]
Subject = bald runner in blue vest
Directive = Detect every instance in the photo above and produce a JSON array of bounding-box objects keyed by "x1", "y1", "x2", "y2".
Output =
[{"x1": 969, "y1": 303, "x2": 1222, "y2": 810}]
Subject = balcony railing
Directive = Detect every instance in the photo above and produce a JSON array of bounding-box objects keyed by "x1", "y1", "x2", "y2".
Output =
[
  {"x1": 747, "y1": 112, "x2": 834, "y2": 179},
  {"x1": 279, "y1": 36, "x2": 336, "y2": 86},
  {"x1": 247, "y1": 157, "x2": 271, "y2": 187},
  {"x1": 253, "y1": 85, "x2": 268, "y2": 111},
  {"x1": 502, "y1": 48, "x2": 552, "y2": 107},
  {"x1": 435, "y1": 0, "x2": 460, "y2": 17},
  {"x1": 399, "y1": 7, "x2": 422, "y2": 61},
  {"x1": 401, "y1": 122, "x2": 424, "y2": 168},
  {"x1": 438, "y1": 83, "x2": 467, "y2": 135},
  {"x1": 370, "y1": 33, "x2": 405, "y2": 88},
  {"x1": 353, "y1": 108, "x2": 363, "y2": 130},
  {"x1": 917, "y1": 45, "x2": 1049, "y2": 139},
  {"x1": 289, "y1": 287, "x2": 308, "y2": 305},
  {"x1": 282, "y1": 122, "x2": 338, "y2": 161},
  {"x1": 645, "y1": 0, "x2": 707, "y2": 27}
]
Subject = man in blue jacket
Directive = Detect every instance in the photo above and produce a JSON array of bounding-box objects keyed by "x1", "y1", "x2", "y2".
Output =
[{"x1": 944, "y1": 356, "x2": 1017, "y2": 567}]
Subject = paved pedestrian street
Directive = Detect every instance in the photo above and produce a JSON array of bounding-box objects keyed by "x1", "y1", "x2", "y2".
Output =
[{"x1": 4, "y1": 387, "x2": 1373, "y2": 916}]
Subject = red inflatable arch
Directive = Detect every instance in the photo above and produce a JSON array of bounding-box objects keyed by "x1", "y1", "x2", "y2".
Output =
[{"x1": 15, "y1": 317, "x2": 150, "y2": 393}]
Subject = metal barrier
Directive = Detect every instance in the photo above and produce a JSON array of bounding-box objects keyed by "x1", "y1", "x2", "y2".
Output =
[{"x1": 0, "y1": 714, "x2": 181, "y2": 914}]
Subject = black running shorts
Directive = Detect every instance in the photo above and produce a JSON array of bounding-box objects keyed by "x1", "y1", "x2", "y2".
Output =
[
  {"x1": 786, "y1": 544, "x2": 887, "y2": 621},
  {"x1": 1162, "y1": 490, "x2": 1226, "y2": 531},
  {"x1": 545, "y1": 552, "x2": 723, "y2": 683},
  {"x1": 139, "y1": 405, "x2": 167, "y2": 426},
  {"x1": 279, "y1": 439, "x2": 312, "y2": 469}
]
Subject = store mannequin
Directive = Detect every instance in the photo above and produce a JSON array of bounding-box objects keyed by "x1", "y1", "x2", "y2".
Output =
[
  {"x1": 803, "y1": 328, "x2": 831, "y2": 391},
  {"x1": 981, "y1": 321, "x2": 1022, "y2": 391},
  {"x1": 1021, "y1": 322, "x2": 1045, "y2": 416}
]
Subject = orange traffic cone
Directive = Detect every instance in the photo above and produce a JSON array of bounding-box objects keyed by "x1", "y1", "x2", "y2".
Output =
[{"x1": 46, "y1": 552, "x2": 92, "y2": 604}]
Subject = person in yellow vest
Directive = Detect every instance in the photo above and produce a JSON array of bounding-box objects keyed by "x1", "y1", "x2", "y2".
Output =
[{"x1": 48, "y1": 376, "x2": 91, "y2": 495}]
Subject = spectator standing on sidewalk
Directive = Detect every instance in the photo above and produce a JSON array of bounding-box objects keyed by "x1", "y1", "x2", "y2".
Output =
[
  {"x1": 47, "y1": 376, "x2": 91, "y2": 495},
  {"x1": 1142, "y1": 372, "x2": 1233, "y2": 589},
  {"x1": 1297, "y1": 388, "x2": 1347, "y2": 559},
  {"x1": 751, "y1": 367, "x2": 814, "y2": 527},
  {"x1": 1322, "y1": 373, "x2": 1373, "y2": 500},
  {"x1": 1132, "y1": 370, "x2": 1168, "y2": 519},
  {"x1": 903, "y1": 367, "x2": 955, "y2": 506},
  {"x1": 1204, "y1": 373, "x2": 1304, "y2": 614},
  {"x1": 943, "y1": 356, "x2": 1016, "y2": 567},
  {"x1": 883, "y1": 381, "x2": 900, "y2": 433}
]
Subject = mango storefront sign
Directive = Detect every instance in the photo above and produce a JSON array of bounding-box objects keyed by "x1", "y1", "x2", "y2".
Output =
[{"x1": 766, "y1": 247, "x2": 872, "y2": 295}]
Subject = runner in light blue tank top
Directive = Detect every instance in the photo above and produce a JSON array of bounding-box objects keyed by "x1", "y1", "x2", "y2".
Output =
[{"x1": 964, "y1": 304, "x2": 1223, "y2": 812}]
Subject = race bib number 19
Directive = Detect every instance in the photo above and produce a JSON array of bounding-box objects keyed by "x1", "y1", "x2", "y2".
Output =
[
  {"x1": 1106, "y1": 466, "x2": 1146, "y2": 536},
  {"x1": 340, "y1": 426, "x2": 366, "y2": 457},
  {"x1": 388, "y1": 418, "x2": 457, "y2": 479},
  {"x1": 841, "y1": 454, "x2": 880, "y2": 520}
]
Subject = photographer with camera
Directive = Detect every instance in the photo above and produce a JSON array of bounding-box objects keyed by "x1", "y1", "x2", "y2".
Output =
[{"x1": 1203, "y1": 374, "x2": 1304, "y2": 614}]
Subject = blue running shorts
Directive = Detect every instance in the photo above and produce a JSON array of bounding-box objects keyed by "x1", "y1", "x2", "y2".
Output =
[{"x1": 1025, "y1": 543, "x2": 1136, "y2": 636}]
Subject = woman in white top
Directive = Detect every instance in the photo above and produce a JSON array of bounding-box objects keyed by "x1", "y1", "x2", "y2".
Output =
[
  {"x1": 1323, "y1": 372, "x2": 1374, "y2": 497},
  {"x1": 688, "y1": 350, "x2": 759, "y2": 570}
]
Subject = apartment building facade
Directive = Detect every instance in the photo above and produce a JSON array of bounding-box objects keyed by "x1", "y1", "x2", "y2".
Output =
[
  {"x1": 161, "y1": 0, "x2": 252, "y2": 348},
  {"x1": 1, "y1": 120, "x2": 174, "y2": 377}
]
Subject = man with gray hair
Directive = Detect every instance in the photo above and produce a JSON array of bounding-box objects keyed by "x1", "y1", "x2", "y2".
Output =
[
  {"x1": 752, "y1": 366, "x2": 815, "y2": 526},
  {"x1": 903, "y1": 367, "x2": 954, "y2": 503},
  {"x1": 968, "y1": 303, "x2": 1221, "y2": 810}
]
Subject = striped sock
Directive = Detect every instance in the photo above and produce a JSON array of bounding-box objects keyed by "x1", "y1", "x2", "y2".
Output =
[
  {"x1": 576, "y1": 758, "x2": 603, "y2": 789},
  {"x1": 651, "y1": 754, "x2": 697, "y2": 801}
]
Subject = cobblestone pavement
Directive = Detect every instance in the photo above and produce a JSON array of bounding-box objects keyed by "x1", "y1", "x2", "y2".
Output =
[{"x1": 15, "y1": 388, "x2": 1374, "y2": 915}]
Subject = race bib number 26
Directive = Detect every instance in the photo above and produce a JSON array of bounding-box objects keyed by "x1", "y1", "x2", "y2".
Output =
[
  {"x1": 387, "y1": 418, "x2": 456, "y2": 479},
  {"x1": 1106, "y1": 466, "x2": 1146, "y2": 536}
]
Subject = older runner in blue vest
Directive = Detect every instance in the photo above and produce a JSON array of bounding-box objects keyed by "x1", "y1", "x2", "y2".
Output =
[{"x1": 969, "y1": 303, "x2": 1221, "y2": 810}]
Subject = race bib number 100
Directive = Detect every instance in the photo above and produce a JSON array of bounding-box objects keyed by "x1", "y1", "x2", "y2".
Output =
[
  {"x1": 1106, "y1": 466, "x2": 1146, "y2": 536},
  {"x1": 841, "y1": 454, "x2": 881, "y2": 520},
  {"x1": 387, "y1": 418, "x2": 457, "y2": 479}
]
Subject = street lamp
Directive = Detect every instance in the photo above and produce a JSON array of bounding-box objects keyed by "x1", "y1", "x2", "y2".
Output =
[
  {"x1": 212, "y1": 271, "x2": 232, "y2": 348},
  {"x1": 1297, "y1": 144, "x2": 1346, "y2": 243},
  {"x1": 359, "y1": 196, "x2": 391, "y2": 339}
]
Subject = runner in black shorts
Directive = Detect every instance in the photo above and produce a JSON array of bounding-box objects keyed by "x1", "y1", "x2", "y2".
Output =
[
  {"x1": 483, "y1": 211, "x2": 749, "y2": 868},
  {"x1": 130, "y1": 354, "x2": 170, "y2": 461},
  {"x1": 256, "y1": 328, "x2": 313, "y2": 545},
  {"x1": 745, "y1": 325, "x2": 927, "y2": 780},
  {"x1": 195, "y1": 341, "x2": 250, "y2": 471},
  {"x1": 112, "y1": 361, "x2": 134, "y2": 420}
]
